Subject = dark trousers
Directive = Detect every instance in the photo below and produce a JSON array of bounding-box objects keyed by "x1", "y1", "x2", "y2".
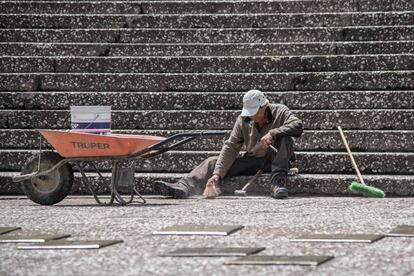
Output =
[{"x1": 180, "y1": 136, "x2": 295, "y2": 195}]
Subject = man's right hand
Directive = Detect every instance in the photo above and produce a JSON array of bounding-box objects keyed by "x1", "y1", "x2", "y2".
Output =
[
  {"x1": 203, "y1": 174, "x2": 222, "y2": 199},
  {"x1": 260, "y1": 132, "x2": 273, "y2": 150}
]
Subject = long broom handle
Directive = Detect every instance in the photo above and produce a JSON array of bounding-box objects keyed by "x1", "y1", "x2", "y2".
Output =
[
  {"x1": 337, "y1": 126, "x2": 365, "y2": 185},
  {"x1": 240, "y1": 170, "x2": 263, "y2": 191}
]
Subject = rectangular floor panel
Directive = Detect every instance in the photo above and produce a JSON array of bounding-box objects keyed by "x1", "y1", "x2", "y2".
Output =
[
  {"x1": 0, "y1": 227, "x2": 21, "y2": 235},
  {"x1": 153, "y1": 225, "x2": 244, "y2": 236},
  {"x1": 387, "y1": 225, "x2": 414, "y2": 237},
  {"x1": 161, "y1": 247, "x2": 265, "y2": 257},
  {"x1": 0, "y1": 234, "x2": 70, "y2": 243},
  {"x1": 225, "y1": 255, "x2": 334, "y2": 266},
  {"x1": 18, "y1": 240, "x2": 123, "y2": 250},
  {"x1": 291, "y1": 234, "x2": 384, "y2": 243}
]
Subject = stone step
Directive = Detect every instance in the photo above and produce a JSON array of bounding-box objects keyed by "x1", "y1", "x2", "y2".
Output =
[
  {"x1": 1, "y1": 71, "x2": 413, "y2": 92},
  {"x1": 1, "y1": 91, "x2": 413, "y2": 110},
  {"x1": 2, "y1": 41, "x2": 413, "y2": 56},
  {"x1": 1, "y1": 26, "x2": 413, "y2": 43},
  {"x1": 139, "y1": 0, "x2": 414, "y2": 14},
  {"x1": 0, "y1": 109, "x2": 413, "y2": 130},
  {"x1": 3, "y1": 55, "x2": 414, "y2": 73},
  {"x1": 1, "y1": 0, "x2": 412, "y2": 15},
  {"x1": 0, "y1": 29, "x2": 119, "y2": 43},
  {"x1": 1, "y1": 129, "x2": 413, "y2": 152},
  {"x1": 121, "y1": 27, "x2": 414, "y2": 43},
  {"x1": 2, "y1": 12, "x2": 413, "y2": 29},
  {"x1": 1, "y1": 171, "x2": 414, "y2": 196},
  {"x1": 1, "y1": 150, "x2": 413, "y2": 174},
  {"x1": 0, "y1": 1, "x2": 142, "y2": 14}
]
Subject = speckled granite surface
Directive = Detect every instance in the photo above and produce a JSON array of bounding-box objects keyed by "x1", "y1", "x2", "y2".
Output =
[
  {"x1": 1, "y1": 0, "x2": 412, "y2": 15},
  {"x1": 0, "y1": 150, "x2": 413, "y2": 174},
  {"x1": 0, "y1": 1, "x2": 142, "y2": 14},
  {"x1": 2, "y1": 172, "x2": 414, "y2": 195},
  {"x1": 1, "y1": 13, "x2": 413, "y2": 29},
  {"x1": 139, "y1": 0, "x2": 413, "y2": 14},
  {"x1": 1, "y1": 42, "x2": 413, "y2": 57},
  {"x1": 1, "y1": 72, "x2": 413, "y2": 92},
  {"x1": 1, "y1": 129, "x2": 414, "y2": 151},
  {"x1": 2, "y1": 55, "x2": 414, "y2": 73},
  {"x1": 2, "y1": 26, "x2": 413, "y2": 43},
  {"x1": 1, "y1": 109, "x2": 413, "y2": 129},
  {"x1": 1, "y1": 91, "x2": 414, "y2": 110},
  {"x1": 1, "y1": 196, "x2": 414, "y2": 276}
]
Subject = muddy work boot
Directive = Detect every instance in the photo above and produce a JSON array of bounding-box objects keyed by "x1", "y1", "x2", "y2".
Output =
[
  {"x1": 154, "y1": 181, "x2": 190, "y2": 199},
  {"x1": 270, "y1": 173, "x2": 289, "y2": 199}
]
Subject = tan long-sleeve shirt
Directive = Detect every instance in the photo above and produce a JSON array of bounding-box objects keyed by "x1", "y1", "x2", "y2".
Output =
[{"x1": 213, "y1": 103, "x2": 303, "y2": 178}]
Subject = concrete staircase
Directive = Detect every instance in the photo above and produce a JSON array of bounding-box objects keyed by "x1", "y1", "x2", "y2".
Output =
[{"x1": 1, "y1": 0, "x2": 413, "y2": 196}]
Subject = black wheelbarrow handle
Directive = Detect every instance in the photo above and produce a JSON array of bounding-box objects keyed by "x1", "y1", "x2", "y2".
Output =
[
  {"x1": 157, "y1": 130, "x2": 228, "y2": 144},
  {"x1": 130, "y1": 130, "x2": 228, "y2": 159}
]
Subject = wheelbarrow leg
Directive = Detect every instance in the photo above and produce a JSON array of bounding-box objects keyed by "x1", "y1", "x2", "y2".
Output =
[
  {"x1": 133, "y1": 188, "x2": 146, "y2": 204},
  {"x1": 112, "y1": 161, "x2": 129, "y2": 205},
  {"x1": 112, "y1": 161, "x2": 146, "y2": 205},
  {"x1": 75, "y1": 162, "x2": 115, "y2": 206}
]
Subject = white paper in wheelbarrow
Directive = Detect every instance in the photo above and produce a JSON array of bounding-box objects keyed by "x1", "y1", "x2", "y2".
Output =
[{"x1": 70, "y1": 106, "x2": 111, "y2": 134}]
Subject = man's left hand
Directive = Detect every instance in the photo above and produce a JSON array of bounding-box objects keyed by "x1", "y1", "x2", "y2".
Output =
[
  {"x1": 203, "y1": 174, "x2": 222, "y2": 199},
  {"x1": 260, "y1": 133, "x2": 273, "y2": 149}
]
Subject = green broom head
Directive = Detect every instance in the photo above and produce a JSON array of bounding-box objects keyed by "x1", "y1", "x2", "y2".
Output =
[{"x1": 349, "y1": 182, "x2": 385, "y2": 198}]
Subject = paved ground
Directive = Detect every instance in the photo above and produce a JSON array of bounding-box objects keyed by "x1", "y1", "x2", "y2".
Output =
[{"x1": 1, "y1": 195, "x2": 414, "y2": 276}]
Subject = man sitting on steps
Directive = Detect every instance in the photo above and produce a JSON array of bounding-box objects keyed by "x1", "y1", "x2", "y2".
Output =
[{"x1": 156, "y1": 89, "x2": 303, "y2": 199}]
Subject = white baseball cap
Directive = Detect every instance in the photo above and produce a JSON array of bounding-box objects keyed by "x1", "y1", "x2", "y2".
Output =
[{"x1": 241, "y1": 90, "x2": 269, "y2": 117}]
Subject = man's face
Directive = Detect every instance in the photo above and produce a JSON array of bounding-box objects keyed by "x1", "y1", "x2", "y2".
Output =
[{"x1": 249, "y1": 105, "x2": 267, "y2": 124}]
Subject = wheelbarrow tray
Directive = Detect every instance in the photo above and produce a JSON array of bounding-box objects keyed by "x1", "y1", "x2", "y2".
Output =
[{"x1": 40, "y1": 130, "x2": 165, "y2": 158}]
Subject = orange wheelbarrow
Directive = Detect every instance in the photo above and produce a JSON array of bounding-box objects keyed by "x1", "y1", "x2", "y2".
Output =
[{"x1": 13, "y1": 130, "x2": 226, "y2": 206}]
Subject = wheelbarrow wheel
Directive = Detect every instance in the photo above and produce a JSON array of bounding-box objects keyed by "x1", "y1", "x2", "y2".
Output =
[{"x1": 21, "y1": 152, "x2": 73, "y2": 205}]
